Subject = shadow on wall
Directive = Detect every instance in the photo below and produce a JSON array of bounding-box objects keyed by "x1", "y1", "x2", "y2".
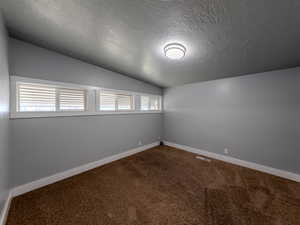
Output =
[
  {"x1": 163, "y1": 67, "x2": 300, "y2": 175},
  {"x1": 0, "y1": 11, "x2": 11, "y2": 214}
]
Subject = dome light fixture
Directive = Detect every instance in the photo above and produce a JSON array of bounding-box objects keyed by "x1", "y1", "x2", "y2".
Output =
[{"x1": 164, "y1": 43, "x2": 186, "y2": 60}]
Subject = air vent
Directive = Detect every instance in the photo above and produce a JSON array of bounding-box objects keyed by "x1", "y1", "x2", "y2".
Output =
[{"x1": 196, "y1": 156, "x2": 211, "y2": 162}]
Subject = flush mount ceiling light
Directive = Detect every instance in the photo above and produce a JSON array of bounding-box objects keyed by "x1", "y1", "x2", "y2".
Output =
[{"x1": 164, "y1": 43, "x2": 186, "y2": 60}]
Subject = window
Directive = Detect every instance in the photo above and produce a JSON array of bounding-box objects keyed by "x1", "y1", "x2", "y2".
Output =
[
  {"x1": 141, "y1": 95, "x2": 161, "y2": 111},
  {"x1": 58, "y1": 88, "x2": 86, "y2": 111},
  {"x1": 117, "y1": 94, "x2": 132, "y2": 110},
  {"x1": 16, "y1": 82, "x2": 86, "y2": 113},
  {"x1": 141, "y1": 95, "x2": 150, "y2": 111},
  {"x1": 99, "y1": 90, "x2": 134, "y2": 111},
  {"x1": 17, "y1": 83, "x2": 56, "y2": 112},
  {"x1": 11, "y1": 76, "x2": 162, "y2": 118}
]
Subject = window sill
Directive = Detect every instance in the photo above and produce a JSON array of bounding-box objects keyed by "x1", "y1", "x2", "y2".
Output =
[{"x1": 10, "y1": 111, "x2": 163, "y2": 119}]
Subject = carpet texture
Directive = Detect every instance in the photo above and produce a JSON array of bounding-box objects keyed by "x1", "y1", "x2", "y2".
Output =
[{"x1": 6, "y1": 145, "x2": 300, "y2": 225}]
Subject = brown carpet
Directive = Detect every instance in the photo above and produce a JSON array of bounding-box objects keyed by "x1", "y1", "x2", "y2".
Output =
[{"x1": 6, "y1": 145, "x2": 300, "y2": 225}]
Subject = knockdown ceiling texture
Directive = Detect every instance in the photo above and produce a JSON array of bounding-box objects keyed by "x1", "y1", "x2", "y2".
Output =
[{"x1": 1, "y1": 0, "x2": 300, "y2": 87}]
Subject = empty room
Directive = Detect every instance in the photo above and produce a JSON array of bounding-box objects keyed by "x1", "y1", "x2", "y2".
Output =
[{"x1": 0, "y1": 1, "x2": 299, "y2": 225}]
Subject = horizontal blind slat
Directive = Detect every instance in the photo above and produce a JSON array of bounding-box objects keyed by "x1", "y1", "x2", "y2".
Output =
[
  {"x1": 59, "y1": 88, "x2": 86, "y2": 111},
  {"x1": 141, "y1": 96, "x2": 150, "y2": 110},
  {"x1": 117, "y1": 94, "x2": 132, "y2": 110},
  {"x1": 99, "y1": 90, "x2": 133, "y2": 111},
  {"x1": 141, "y1": 95, "x2": 161, "y2": 111},
  {"x1": 18, "y1": 83, "x2": 56, "y2": 112},
  {"x1": 99, "y1": 92, "x2": 116, "y2": 111}
]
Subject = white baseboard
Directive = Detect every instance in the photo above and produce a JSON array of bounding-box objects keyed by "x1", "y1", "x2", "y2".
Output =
[
  {"x1": 11, "y1": 142, "x2": 159, "y2": 197},
  {"x1": 0, "y1": 192, "x2": 12, "y2": 225},
  {"x1": 164, "y1": 141, "x2": 300, "y2": 183}
]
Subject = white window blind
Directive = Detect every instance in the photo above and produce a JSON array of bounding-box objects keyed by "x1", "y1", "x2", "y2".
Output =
[
  {"x1": 17, "y1": 82, "x2": 86, "y2": 112},
  {"x1": 18, "y1": 83, "x2": 56, "y2": 112},
  {"x1": 117, "y1": 94, "x2": 132, "y2": 110},
  {"x1": 100, "y1": 91, "x2": 116, "y2": 111},
  {"x1": 99, "y1": 90, "x2": 133, "y2": 111},
  {"x1": 141, "y1": 96, "x2": 150, "y2": 110},
  {"x1": 58, "y1": 88, "x2": 86, "y2": 111},
  {"x1": 12, "y1": 76, "x2": 162, "y2": 118},
  {"x1": 150, "y1": 96, "x2": 160, "y2": 110},
  {"x1": 141, "y1": 95, "x2": 161, "y2": 111}
]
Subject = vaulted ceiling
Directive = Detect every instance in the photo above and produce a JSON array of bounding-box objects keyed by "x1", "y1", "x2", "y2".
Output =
[{"x1": 1, "y1": 0, "x2": 300, "y2": 87}]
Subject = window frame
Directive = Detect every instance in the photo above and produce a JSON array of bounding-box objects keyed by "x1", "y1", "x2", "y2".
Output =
[
  {"x1": 16, "y1": 82, "x2": 57, "y2": 113},
  {"x1": 97, "y1": 88, "x2": 135, "y2": 112},
  {"x1": 140, "y1": 95, "x2": 162, "y2": 111},
  {"x1": 10, "y1": 76, "x2": 162, "y2": 119},
  {"x1": 11, "y1": 77, "x2": 91, "y2": 118},
  {"x1": 57, "y1": 87, "x2": 87, "y2": 112}
]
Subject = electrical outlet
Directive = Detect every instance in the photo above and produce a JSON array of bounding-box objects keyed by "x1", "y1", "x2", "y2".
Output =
[
  {"x1": 158, "y1": 137, "x2": 161, "y2": 140},
  {"x1": 224, "y1": 148, "x2": 229, "y2": 154},
  {"x1": 138, "y1": 140, "x2": 142, "y2": 146}
]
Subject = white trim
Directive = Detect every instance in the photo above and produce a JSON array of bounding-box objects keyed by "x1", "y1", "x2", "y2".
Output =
[
  {"x1": 11, "y1": 142, "x2": 160, "y2": 197},
  {"x1": 0, "y1": 192, "x2": 12, "y2": 225},
  {"x1": 10, "y1": 76, "x2": 163, "y2": 119},
  {"x1": 97, "y1": 88, "x2": 136, "y2": 112},
  {"x1": 164, "y1": 141, "x2": 300, "y2": 183}
]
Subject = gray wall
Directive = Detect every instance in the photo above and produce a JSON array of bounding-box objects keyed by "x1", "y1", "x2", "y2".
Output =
[
  {"x1": 9, "y1": 38, "x2": 161, "y2": 95},
  {"x1": 0, "y1": 12, "x2": 10, "y2": 212},
  {"x1": 164, "y1": 67, "x2": 300, "y2": 174},
  {"x1": 11, "y1": 114, "x2": 162, "y2": 186},
  {"x1": 8, "y1": 37, "x2": 300, "y2": 188},
  {"x1": 9, "y1": 38, "x2": 162, "y2": 187}
]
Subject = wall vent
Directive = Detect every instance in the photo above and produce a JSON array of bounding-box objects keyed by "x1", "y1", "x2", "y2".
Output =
[{"x1": 196, "y1": 156, "x2": 211, "y2": 162}]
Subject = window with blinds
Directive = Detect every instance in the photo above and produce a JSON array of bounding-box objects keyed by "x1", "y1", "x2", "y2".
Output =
[
  {"x1": 17, "y1": 82, "x2": 86, "y2": 112},
  {"x1": 17, "y1": 83, "x2": 56, "y2": 112},
  {"x1": 141, "y1": 95, "x2": 150, "y2": 111},
  {"x1": 58, "y1": 88, "x2": 86, "y2": 111},
  {"x1": 150, "y1": 96, "x2": 160, "y2": 110},
  {"x1": 12, "y1": 76, "x2": 162, "y2": 118},
  {"x1": 141, "y1": 95, "x2": 161, "y2": 111},
  {"x1": 117, "y1": 94, "x2": 132, "y2": 110},
  {"x1": 99, "y1": 90, "x2": 133, "y2": 111}
]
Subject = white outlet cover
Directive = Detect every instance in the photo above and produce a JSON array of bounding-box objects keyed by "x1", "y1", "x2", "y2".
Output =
[{"x1": 224, "y1": 148, "x2": 229, "y2": 154}]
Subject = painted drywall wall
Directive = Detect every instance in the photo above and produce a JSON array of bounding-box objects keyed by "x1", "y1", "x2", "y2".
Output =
[
  {"x1": 9, "y1": 38, "x2": 161, "y2": 95},
  {"x1": 11, "y1": 114, "x2": 162, "y2": 186},
  {"x1": 9, "y1": 38, "x2": 162, "y2": 187},
  {"x1": 0, "y1": 12, "x2": 10, "y2": 212},
  {"x1": 164, "y1": 67, "x2": 300, "y2": 174}
]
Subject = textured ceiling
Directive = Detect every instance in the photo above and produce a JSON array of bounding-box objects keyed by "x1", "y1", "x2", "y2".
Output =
[{"x1": 1, "y1": 0, "x2": 300, "y2": 87}]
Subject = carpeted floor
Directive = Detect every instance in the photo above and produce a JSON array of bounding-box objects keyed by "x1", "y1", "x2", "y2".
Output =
[{"x1": 6, "y1": 145, "x2": 300, "y2": 225}]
